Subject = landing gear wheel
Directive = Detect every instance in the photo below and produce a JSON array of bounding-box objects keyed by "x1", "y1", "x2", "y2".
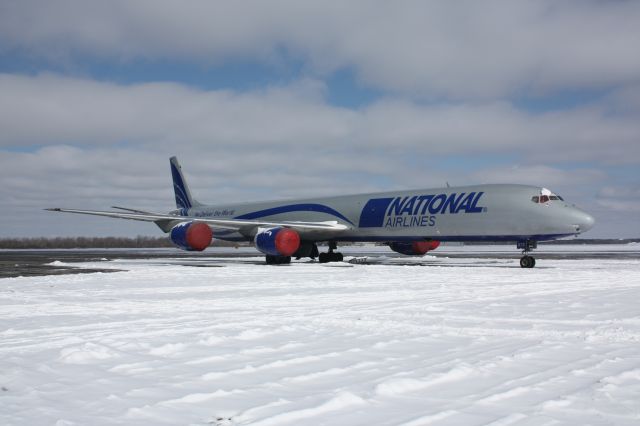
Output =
[
  {"x1": 266, "y1": 255, "x2": 291, "y2": 265},
  {"x1": 517, "y1": 240, "x2": 537, "y2": 268},
  {"x1": 319, "y1": 242, "x2": 344, "y2": 263},
  {"x1": 318, "y1": 252, "x2": 344, "y2": 263},
  {"x1": 520, "y1": 255, "x2": 535, "y2": 268}
]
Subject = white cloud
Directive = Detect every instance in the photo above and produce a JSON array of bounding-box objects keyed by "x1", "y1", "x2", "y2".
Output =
[
  {"x1": 1, "y1": 73, "x2": 639, "y2": 166},
  {"x1": 606, "y1": 84, "x2": 640, "y2": 114},
  {"x1": 599, "y1": 186, "x2": 640, "y2": 199},
  {"x1": 597, "y1": 185, "x2": 640, "y2": 213},
  {"x1": 0, "y1": 67, "x2": 637, "y2": 238},
  {"x1": 472, "y1": 165, "x2": 606, "y2": 187},
  {"x1": 2, "y1": 1, "x2": 639, "y2": 99},
  {"x1": 1, "y1": 2, "x2": 638, "y2": 238}
]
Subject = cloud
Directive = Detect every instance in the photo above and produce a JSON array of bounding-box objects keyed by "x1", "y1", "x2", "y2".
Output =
[
  {"x1": 1, "y1": 0, "x2": 639, "y2": 240},
  {"x1": 2, "y1": 0, "x2": 639, "y2": 99},
  {"x1": 0, "y1": 72, "x2": 637, "y2": 237},
  {"x1": 0, "y1": 143, "x2": 610, "y2": 237},
  {"x1": 1, "y1": 73, "x2": 639, "y2": 166},
  {"x1": 606, "y1": 84, "x2": 640, "y2": 114},
  {"x1": 597, "y1": 185, "x2": 640, "y2": 213},
  {"x1": 472, "y1": 165, "x2": 606, "y2": 187}
]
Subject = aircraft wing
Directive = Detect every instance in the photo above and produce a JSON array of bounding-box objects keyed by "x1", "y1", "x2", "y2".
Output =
[{"x1": 45, "y1": 208, "x2": 351, "y2": 233}]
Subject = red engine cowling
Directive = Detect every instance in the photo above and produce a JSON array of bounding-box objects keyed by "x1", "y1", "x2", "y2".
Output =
[
  {"x1": 170, "y1": 221, "x2": 213, "y2": 251},
  {"x1": 389, "y1": 241, "x2": 440, "y2": 256},
  {"x1": 254, "y1": 227, "x2": 300, "y2": 256}
]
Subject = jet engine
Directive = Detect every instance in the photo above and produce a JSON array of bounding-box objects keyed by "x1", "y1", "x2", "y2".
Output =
[
  {"x1": 389, "y1": 241, "x2": 440, "y2": 256},
  {"x1": 254, "y1": 227, "x2": 300, "y2": 257},
  {"x1": 170, "y1": 221, "x2": 213, "y2": 251}
]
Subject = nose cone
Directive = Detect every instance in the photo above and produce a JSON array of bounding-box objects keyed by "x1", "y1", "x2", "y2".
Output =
[{"x1": 571, "y1": 209, "x2": 595, "y2": 234}]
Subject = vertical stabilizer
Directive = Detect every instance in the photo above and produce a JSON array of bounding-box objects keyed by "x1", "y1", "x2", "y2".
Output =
[{"x1": 170, "y1": 157, "x2": 201, "y2": 209}]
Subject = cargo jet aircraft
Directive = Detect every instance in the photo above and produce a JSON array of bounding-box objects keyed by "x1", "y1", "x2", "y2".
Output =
[{"x1": 48, "y1": 157, "x2": 595, "y2": 268}]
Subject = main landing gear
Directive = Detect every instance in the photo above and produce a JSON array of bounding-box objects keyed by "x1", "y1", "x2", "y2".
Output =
[
  {"x1": 318, "y1": 241, "x2": 343, "y2": 263},
  {"x1": 517, "y1": 240, "x2": 537, "y2": 268},
  {"x1": 265, "y1": 255, "x2": 291, "y2": 265},
  {"x1": 265, "y1": 242, "x2": 343, "y2": 264}
]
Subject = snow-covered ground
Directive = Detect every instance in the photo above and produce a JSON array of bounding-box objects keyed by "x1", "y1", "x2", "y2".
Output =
[{"x1": 2, "y1": 246, "x2": 640, "y2": 425}]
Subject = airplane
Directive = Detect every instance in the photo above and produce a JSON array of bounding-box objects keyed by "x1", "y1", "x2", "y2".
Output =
[{"x1": 47, "y1": 157, "x2": 595, "y2": 268}]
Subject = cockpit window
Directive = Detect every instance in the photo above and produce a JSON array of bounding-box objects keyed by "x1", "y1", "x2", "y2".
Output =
[{"x1": 532, "y1": 188, "x2": 564, "y2": 203}]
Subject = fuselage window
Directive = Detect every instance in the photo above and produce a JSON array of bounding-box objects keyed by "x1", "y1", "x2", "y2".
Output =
[{"x1": 531, "y1": 196, "x2": 539, "y2": 203}]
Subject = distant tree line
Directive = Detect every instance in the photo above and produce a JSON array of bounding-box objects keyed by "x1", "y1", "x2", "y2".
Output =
[
  {"x1": 0, "y1": 236, "x2": 247, "y2": 249},
  {"x1": 446, "y1": 238, "x2": 640, "y2": 245},
  {"x1": 541, "y1": 238, "x2": 640, "y2": 245},
  {"x1": 1, "y1": 237, "x2": 637, "y2": 250}
]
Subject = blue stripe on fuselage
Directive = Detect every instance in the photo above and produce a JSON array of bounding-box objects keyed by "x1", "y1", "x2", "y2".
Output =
[{"x1": 235, "y1": 203, "x2": 354, "y2": 225}]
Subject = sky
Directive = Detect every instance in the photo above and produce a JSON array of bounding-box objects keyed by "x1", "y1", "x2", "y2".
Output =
[{"x1": 1, "y1": 0, "x2": 639, "y2": 239}]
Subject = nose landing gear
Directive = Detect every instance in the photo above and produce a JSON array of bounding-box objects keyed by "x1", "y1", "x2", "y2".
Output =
[
  {"x1": 520, "y1": 255, "x2": 536, "y2": 268},
  {"x1": 517, "y1": 240, "x2": 537, "y2": 268}
]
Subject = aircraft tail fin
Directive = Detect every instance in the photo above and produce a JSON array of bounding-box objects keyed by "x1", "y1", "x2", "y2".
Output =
[{"x1": 170, "y1": 156, "x2": 201, "y2": 209}]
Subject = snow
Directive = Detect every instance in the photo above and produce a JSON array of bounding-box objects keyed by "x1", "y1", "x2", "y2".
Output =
[{"x1": 2, "y1": 245, "x2": 640, "y2": 425}]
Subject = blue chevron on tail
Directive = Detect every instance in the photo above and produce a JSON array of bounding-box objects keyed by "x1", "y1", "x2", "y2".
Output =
[{"x1": 170, "y1": 156, "x2": 200, "y2": 209}]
